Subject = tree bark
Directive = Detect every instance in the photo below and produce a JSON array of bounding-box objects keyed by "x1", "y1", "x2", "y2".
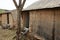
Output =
[
  {"x1": 13, "y1": 0, "x2": 26, "y2": 40},
  {"x1": 16, "y1": 8, "x2": 21, "y2": 40}
]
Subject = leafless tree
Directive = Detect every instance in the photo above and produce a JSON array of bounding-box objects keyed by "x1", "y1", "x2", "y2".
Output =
[{"x1": 13, "y1": 0, "x2": 26, "y2": 40}]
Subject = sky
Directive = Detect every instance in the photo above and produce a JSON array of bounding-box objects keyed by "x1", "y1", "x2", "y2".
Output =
[{"x1": 0, "y1": 0, "x2": 39, "y2": 10}]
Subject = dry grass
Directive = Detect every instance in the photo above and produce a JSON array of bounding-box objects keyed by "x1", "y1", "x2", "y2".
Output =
[
  {"x1": 0, "y1": 28, "x2": 45, "y2": 40},
  {"x1": 0, "y1": 29, "x2": 16, "y2": 40}
]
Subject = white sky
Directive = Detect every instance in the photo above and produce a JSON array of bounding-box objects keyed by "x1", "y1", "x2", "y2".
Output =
[{"x1": 0, "y1": 0, "x2": 39, "y2": 10}]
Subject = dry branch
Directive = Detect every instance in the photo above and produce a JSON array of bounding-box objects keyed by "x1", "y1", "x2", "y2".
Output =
[
  {"x1": 13, "y1": 0, "x2": 18, "y2": 8},
  {"x1": 19, "y1": 0, "x2": 22, "y2": 7},
  {"x1": 21, "y1": 0, "x2": 26, "y2": 9}
]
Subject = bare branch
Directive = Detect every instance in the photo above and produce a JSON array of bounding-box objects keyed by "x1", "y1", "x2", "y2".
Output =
[
  {"x1": 23, "y1": 0, "x2": 26, "y2": 6},
  {"x1": 13, "y1": 0, "x2": 18, "y2": 8},
  {"x1": 19, "y1": 0, "x2": 22, "y2": 7},
  {"x1": 21, "y1": 0, "x2": 26, "y2": 9}
]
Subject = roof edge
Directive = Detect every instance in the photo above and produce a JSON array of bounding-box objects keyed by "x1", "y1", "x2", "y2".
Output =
[{"x1": 22, "y1": 7, "x2": 60, "y2": 11}]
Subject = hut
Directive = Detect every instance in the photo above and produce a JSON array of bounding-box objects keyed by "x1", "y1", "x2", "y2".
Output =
[
  {"x1": 1, "y1": 0, "x2": 60, "y2": 40},
  {"x1": 0, "y1": 9, "x2": 10, "y2": 25},
  {"x1": 0, "y1": 9, "x2": 20, "y2": 29},
  {"x1": 21, "y1": 0, "x2": 60, "y2": 40},
  {"x1": 0, "y1": 9, "x2": 14, "y2": 28}
]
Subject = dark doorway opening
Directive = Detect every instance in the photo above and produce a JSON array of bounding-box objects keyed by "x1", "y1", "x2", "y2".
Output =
[
  {"x1": 22, "y1": 12, "x2": 29, "y2": 28},
  {"x1": 7, "y1": 13, "x2": 9, "y2": 24},
  {"x1": 25, "y1": 12, "x2": 29, "y2": 28}
]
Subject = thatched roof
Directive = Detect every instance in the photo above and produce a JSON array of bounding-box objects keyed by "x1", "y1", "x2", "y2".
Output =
[
  {"x1": 24, "y1": 0, "x2": 60, "y2": 10},
  {"x1": 0, "y1": 9, "x2": 10, "y2": 14}
]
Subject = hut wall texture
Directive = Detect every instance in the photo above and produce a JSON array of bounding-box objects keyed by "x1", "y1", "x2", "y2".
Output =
[
  {"x1": 11, "y1": 10, "x2": 18, "y2": 29},
  {"x1": 0, "y1": 15, "x2": 2, "y2": 21},
  {"x1": 21, "y1": 12, "x2": 26, "y2": 28},
  {"x1": 29, "y1": 9, "x2": 60, "y2": 40},
  {"x1": 55, "y1": 9, "x2": 60, "y2": 40},
  {"x1": 2, "y1": 14, "x2": 7, "y2": 25},
  {"x1": 0, "y1": 15, "x2": 2, "y2": 25},
  {"x1": 9, "y1": 14, "x2": 13, "y2": 28}
]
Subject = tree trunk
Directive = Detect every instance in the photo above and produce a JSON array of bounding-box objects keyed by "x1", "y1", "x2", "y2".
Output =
[
  {"x1": 13, "y1": 0, "x2": 26, "y2": 40},
  {"x1": 16, "y1": 9, "x2": 21, "y2": 40}
]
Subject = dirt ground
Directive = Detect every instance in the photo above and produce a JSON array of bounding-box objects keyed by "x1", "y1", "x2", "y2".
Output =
[
  {"x1": 0, "y1": 29, "x2": 16, "y2": 40},
  {"x1": 0, "y1": 28, "x2": 45, "y2": 40}
]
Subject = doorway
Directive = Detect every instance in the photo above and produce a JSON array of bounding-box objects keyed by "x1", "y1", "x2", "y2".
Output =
[{"x1": 22, "y1": 12, "x2": 29, "y2": 28}]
